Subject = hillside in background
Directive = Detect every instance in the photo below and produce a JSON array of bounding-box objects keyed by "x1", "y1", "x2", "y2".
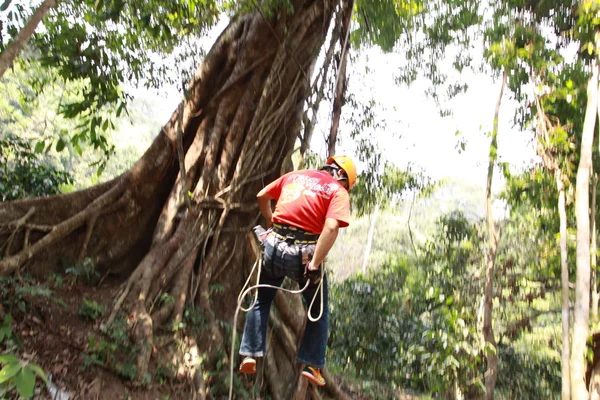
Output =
[{"x1": 328, "y1": 178, "x2": 487, "y2": 281}]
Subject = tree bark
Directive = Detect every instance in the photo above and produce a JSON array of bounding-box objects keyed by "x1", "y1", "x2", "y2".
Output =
[
  {"x1": 590, "y1": 362, "x2": 600, "y2": 400},
  {"x1": 0, "y1": 2, "x2": 345, "y2": 397},
  {"x1": 361, "y1": 202, "x2": 379, "y2": 274},
  {"x1": 0, "y1": 0, "x2": 57, "y2": 79},
  {"x1": 571, "y1": 60, "x2": 599, "y2": 400},
  {"x1": 482, "y1": 68, "x2": 506, "y2": 400},
  {"x1": 533, "y1": 72, "x2": 572, "y2": 400},
  {"x1": 592, "y1": 170, "x2": 598, "y2": 322},
  {"x1": 327, "y1": 0, "x2": 353, "y2": 158},
  {"x1": 298, "y1": 6, "x2": 342, "y2": 168},
  {"x1": 556, "y1": 170, "x2": 571, "y2": 400}
]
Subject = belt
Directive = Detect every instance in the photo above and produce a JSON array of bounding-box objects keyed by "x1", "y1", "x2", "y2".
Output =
[{"x1": 272, "y1": 223, "x2": 319, "y2": 244}]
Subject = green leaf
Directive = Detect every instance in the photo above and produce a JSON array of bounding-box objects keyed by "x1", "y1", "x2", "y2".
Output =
[
  {"x1": 34, "y1": 141, "x2": 45, "y2": 153},
  {"x1": 26, "y1": 364, "x2": 48, "y2": 384},
  {"x1": 14, "y1": 367, "x2": 35, "y2": 399},
  {"x1": 0, "y1": 326, "x2": 11, "y2": 342},
  {"x1": 116, "y1": 102, "x2": 124, "y2": 117},
  {"x1": 0, "y1": 362, "x2": 21, "y2": 384},
  {"x1": 0, "y1": 354, "x2": 19, "y2": 364},
  {"x1": 55, "y1": 138, "x2": 65, "y2": 152},
  {"x1": 96, "y1": 163, "x2": 105, "y2": 177}
]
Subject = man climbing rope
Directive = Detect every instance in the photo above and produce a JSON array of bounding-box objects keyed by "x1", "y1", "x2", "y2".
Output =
[{"x1": 238, "y1": 155, "x2": 357, "y2": 387}]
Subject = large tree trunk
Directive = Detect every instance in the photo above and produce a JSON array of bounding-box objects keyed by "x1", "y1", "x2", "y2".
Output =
[
  {"x1": 556, "y1": 170, "x2": 571, "y2": 400},
  {"x1": 571, "y1": 60, "x2": 599, "y2": 400},
  {"x1": 482, "y1": 68, "x2": 506, "y2": 400},
  {"x1": 0, "y1": 2, "x2": 348, "y2": 398},
  {"x1": 0, "y1": 0, "x2": 57, "y2": 78}
]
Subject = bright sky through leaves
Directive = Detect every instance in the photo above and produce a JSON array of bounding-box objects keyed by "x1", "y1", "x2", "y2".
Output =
[
  {"x1": 314, "y1": 46, "x2": 538, "y2": 186},
  {"x1": 143, "y1": 14, "x2": 539, "y2": 189}
]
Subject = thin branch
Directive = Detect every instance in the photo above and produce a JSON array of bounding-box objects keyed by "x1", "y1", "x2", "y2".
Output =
[
  {"x1": 327, "y1": 0, "x2": 353, "y2": 157},
  {"x1": 0, "y1": 0, "x2": 58, "y2": 78},
  {"x1": 213, "y1": 163, "x2": 279, "y2": 199},
  {"x1": 177, "y1": 100, "x2": 192, "y2": 211},
  {"x1": 21, "y1": 223, "x2": 53, "y2": 232},
  {"x1": 22, "y1": 228, "x2": 30, "y2": 253},
  {"x1": 300, "y1": 6, "x2": 342, "y2": 164},
  {"x1": 78, "y1": 215, "x2": 97, "y2": 262},
  {"x1": 408, "y1": 191, "x2": 418, "y2": 258},
  {"x1": 3, "y1": 207, "x2": 35, "y2": 257}
]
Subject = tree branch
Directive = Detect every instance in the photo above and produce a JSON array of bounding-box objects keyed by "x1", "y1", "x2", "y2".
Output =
[
  {"x1": 177, "y1": 100, "x2": 192, "y2": 211},
  {"x1": 0, "y1": 0, "x2": 58, "y2": 79}
]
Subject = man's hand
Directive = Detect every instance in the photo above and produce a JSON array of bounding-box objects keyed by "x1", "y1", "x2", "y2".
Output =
[
  {"x1": 306, "y1": 260, "x2": 320, "y2": 271},
  {"x1": 305, "y1": 260, "x2": 321, "y2": 286}
]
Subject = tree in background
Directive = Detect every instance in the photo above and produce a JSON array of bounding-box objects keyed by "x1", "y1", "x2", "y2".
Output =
[
  {"x1": 1, "y1": 0, "x2": 221, "y2": 169},
  {"x1": 0, "y1": 0, "x2": 57, "y2": 78},
  {"x1": 528, "y1": 61, "x2": 587, "y2": 400},
  {"x1": 0, "y1": 135, "x2": 71, "y2": 201},
  {"x1": 330, "y1": 211, "x2": 485, "y2": 398}
]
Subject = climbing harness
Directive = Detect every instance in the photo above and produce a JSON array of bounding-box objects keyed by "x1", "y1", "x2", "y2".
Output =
[
  {"x1": 228, "y1": 226, "x2": 325, "y2": 400},
  {"x1": 271, "y1": 222, "x2": 320, "y2": 245}
]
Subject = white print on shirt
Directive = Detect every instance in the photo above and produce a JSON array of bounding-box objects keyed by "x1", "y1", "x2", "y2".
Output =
[{"x1": 278, "y1": 174, "x2": 338, "y2": 204}]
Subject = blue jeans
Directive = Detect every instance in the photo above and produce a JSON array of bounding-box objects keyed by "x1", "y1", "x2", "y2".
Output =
[{"x1": 239, "y1": 234, "x2": 329, "y2": 368}]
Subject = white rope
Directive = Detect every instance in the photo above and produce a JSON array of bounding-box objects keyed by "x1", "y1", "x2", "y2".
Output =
[
  {"x1": 307, "y1": 264, "x2": 324, "y2": 322},
  {"x1": 238, "y1": 257, "x2": 261, "y2": 312}
]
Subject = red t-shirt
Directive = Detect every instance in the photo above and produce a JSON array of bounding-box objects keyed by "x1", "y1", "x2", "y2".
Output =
[{"x1": 265, "y1": 170, "x2": 351, "y2": 234}]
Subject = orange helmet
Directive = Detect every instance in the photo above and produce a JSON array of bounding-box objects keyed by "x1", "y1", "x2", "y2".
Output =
[{"x1": 326, "y1": 155, "x2": 357, "y2": 190}]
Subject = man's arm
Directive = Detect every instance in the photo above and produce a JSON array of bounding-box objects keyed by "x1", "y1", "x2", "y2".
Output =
[
  {"x1": 257, "y1": 187, "x2": 274, "y2": 228},
  {"x1": 307, "y1": 218, "x2": 340, "y2": 270}
]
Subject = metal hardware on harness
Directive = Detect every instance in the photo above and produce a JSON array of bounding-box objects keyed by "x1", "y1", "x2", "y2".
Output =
[
  {"x1": 253, "y1": 225, "x2": 269, "y2": 246},
  {"x1": 228, "y1": 227, "x2": 325, "y2": 400}
]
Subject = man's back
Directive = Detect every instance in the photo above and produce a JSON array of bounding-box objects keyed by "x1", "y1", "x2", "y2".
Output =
[{"x1": 265, "y1": 169, "x2": 350, "y2": 234}]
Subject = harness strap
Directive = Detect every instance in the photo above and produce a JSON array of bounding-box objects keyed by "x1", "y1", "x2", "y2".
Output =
[{"x1": 272, "y1": 223, "x2": 319, "y2": 244}]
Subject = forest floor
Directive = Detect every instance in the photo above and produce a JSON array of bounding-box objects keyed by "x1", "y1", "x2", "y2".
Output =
[
  {"x1": 0, "y1": 274, "x2": 425, "y2": 400},
  {"x1": 1, "y1": 276, "x2": 176, "y2": 399}
]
